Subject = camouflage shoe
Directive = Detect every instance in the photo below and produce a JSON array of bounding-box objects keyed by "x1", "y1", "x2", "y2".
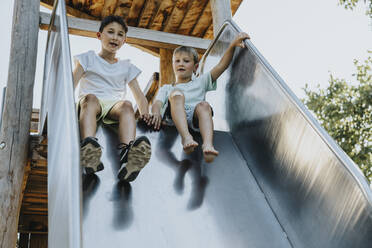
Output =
[
  {"x1": 117, "y1": 136, "x2": 151, "y2": 182},
  {"x1": 80, "y1": 137, "x2": 104, "y2": 175}
]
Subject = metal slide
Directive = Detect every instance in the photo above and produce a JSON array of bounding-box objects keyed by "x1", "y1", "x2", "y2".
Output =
[
  {"x1": 81, "y1": 22, "x2": 372, "y2": 248},
  {"x1": 41, "y1": 1, "x2": 372, "y2": 246}
]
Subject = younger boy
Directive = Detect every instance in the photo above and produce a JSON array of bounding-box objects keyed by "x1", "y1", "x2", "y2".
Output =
[
  {"x1": 73, "y1": 15, "x2": 151, "y2": 182},
  {"x1": 150, "y1": 32, "x2": 250, "y2": 163}
]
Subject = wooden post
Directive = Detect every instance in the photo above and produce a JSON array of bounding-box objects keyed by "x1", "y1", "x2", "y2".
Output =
[
  {"x1": 210, "y1": 0, "x2": 232, "y2": 36},
  {"x1": 159, "y1": 48, "x2": 175, "y2": 86},
  {"x1": 0, "y1": 0, "x2": 39, "y2": 247}
]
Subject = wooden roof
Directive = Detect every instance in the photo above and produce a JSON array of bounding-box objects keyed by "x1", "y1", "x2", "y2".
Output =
[{"x1": 40, "y1": 0, "x2": 243, "y2": 39}]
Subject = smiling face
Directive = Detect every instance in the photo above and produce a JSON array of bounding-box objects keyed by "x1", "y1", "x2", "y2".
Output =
[
  {"x1": 172, "y1": 51, "x2": 198, "y2": 83},
  {"x1": 97, "y1": 22, "x2": 126, "y2": 54}
]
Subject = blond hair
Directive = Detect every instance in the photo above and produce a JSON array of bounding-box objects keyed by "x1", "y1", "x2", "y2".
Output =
[{"x1": 173, "y1": 46, "x2": 199, "y2": 64}]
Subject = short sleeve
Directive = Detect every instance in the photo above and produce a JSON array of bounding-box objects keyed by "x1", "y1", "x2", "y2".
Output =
[
  {"x1": 155, "y1": 85, "x2": 170, "y2": 106},
  {"x1": 203, "y1": 72, "x2": 217, "y2": 91},
  {"x1": 73, "y1": 51, "x2": 92, "y2": 72},
  {"x1": 126, "y1": 63, "x2": 141, "y2": 84}
]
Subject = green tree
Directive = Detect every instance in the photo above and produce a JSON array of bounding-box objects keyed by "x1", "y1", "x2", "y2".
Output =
[
  {"x1": 338, "y1": 0, "x2": 372, "y2": 17},
  {"x1": 303, "y1": 54, "x2": 372, "y2": 182}
]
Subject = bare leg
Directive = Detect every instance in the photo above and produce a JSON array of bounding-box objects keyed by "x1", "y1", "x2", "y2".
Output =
[
  {"x1": 169, "y1": 90, "x2": 198, "y2": 154},
  {"x1": 107, "y1": 100, "x2": 136, "y2": 144},
  {"x1": 79, "y1": 94, "x2": 101, "y2": 139},
  {"x1": 194, "y1": 101, "x2": 219, "y2": 163}
]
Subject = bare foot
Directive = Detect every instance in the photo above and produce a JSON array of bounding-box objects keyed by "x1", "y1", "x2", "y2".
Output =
[
  {"x1": 182, "y1": 136, "x2": 198, "y2": 154},
  {"x1": 202, "y1": 144, "x2": 219, "y2": 163}
]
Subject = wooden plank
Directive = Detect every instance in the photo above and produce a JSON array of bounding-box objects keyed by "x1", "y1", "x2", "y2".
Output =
[
  {"x1": 203, "y1": 25, "x2": 213, "y2": 39},
  {"x1": 159, "y1": 49, "x2": 175, "y2": 86},
  {"x1": 0, "y1": 0, "x2": 40, "y2": 247},
  {"x1": 39, "y1": 12, "x2": 210, "y2": 52},
  {"x1": 40, "y1": 0, "x2": 98, "y2": 20},
  {"x1": 177, "y1": 0, "x2": 208, "y2": 35},
  {"x1": 114, "y1": 0, "x2": 133, "y2": 19},
  {"x1": 210, "y1": 0, "x2": 231, "y2": 36},
  {"x1": 149, "y1": 0, "x2": 175, "y2": 31},
  {"x1": 190, "y1": 1, "x2": 212, "y2": 37},
  {"x1": 89, "y1": 0, "x2": 105, "y2": 17},
  {"x1": 137, "y1": 0, "x2": 160, "y2": 28},
  {"x1": 102, "y1": 0, "x2": 118, "y2": 18},
  {"x1": 163, "y1": 0, "x2": 192, "y2": 33},
  {"x1": 127, "y1": 0, "x2": 146, "y2": 26}
]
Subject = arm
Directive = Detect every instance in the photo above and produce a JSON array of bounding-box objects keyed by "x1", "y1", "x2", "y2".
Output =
[
  {"x1": 210, "y1": 32, "x2": 250, "y2": 82},
  {"x1": 151, "y1": 100, "x2": 163, "y2": 130},
  {"x1": 73, "y1": 62, "x2": 84, "y2": 89},
  {"x1": 128, "y1": 78, "x2": 150, "y2": 123}
]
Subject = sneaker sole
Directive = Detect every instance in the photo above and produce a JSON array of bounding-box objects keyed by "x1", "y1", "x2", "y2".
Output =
[
  {"x1": 118, "y1": 137, "x2": 151, "y2": 182},
  {"x1": 81, "y1": 143, "x2": 104, "y2": 174}
]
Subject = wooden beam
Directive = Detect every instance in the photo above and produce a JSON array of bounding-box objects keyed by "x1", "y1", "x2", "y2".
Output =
[
  {"x1": 163, "y1": 0, "x2": 191, "y2": 33},
  {"x1": 159, "y1": 49, "x2": 175, "y2": 86},
  {"x1": 149, "y1": 0, "x2": 175, "y2": 31},
  {"x1": 127, "y1": 0, "x2": 146, "y2": 26},
  {"x1": 177, "y1": 0, "x2": 208, "y2": 35},
  {"x1": 137, "y1": 0, "x2": 160, "y2": 28},
  {"x1": 102, "y1": 0, "x2": 118, "y2": 18},
  {"x1": 39, "y1": 12, "x2": 210, "y2": 52},
  {"x1": 0, "y1": 0, "x2": 40, "y2": 247},
  {"x1": 40, "y1": 0, "x2": 98, "y2": 20},
  {"x1": 114, "y1": 0, "x2": 134, "y2": 19},
  {"x1": 190, "y1": 1, "x2": 212, "y2": 37},
  {"x1": 210, "y1": 0, "x2": 232, "y2": 36}
]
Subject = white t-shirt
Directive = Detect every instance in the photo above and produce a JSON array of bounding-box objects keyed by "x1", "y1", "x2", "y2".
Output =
[
  {"x1": 155, "y1": 72, "x2": 216, "y2": 116},
  {"x1": 74, "y1": 50, "x2": 141, "y2": 101}
]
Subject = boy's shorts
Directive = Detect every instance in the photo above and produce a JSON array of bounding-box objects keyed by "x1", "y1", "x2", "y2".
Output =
[
  {"x1": 163, "y1": 101, "x2": 213, "y2": 132},
  {"x1": 77, "y1": 96, "x2": 119, "y2": 125}
]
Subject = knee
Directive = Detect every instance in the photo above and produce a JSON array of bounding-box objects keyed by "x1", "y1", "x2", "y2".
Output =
[
  {"x1": 80, "y1": 94, "x2": 99, "y2": 110},
  {"x1": 117, "y1": 100, "x2": 134, "y2": 113},
  {"x1": 169, "y1": 90, "x2": 184, "y2": 102},
  {"x1": 195, "y1": 101, "x2": 211, "y2": 113}
]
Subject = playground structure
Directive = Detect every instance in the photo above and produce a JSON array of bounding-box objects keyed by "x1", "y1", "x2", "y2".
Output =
[{"x1": 1, "y1": 0, "x2": 372, "y2": 247}]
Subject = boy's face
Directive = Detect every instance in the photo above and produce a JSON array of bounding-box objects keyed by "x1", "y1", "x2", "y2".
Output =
[
  {"x1": 97, "y1": 22, "x2": 126, "y2": 53},
  {"x1": 172, "y1": 51, "x2": 197, "y2": 81}
]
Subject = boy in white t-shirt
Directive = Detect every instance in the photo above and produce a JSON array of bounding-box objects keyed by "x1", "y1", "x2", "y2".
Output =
[
  {"x1": 151, "y1": 33, "x2": 250, "y2": 163},
  {"x1": 73, "y1": 15, "x2": 151, "y2": 182}
]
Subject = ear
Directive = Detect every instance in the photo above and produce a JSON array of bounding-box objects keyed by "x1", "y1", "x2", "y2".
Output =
[
  {"x1": 96, "y1": 32, "x2": 101, "y2": 40},
  {"x1": 193, "y1": 63, "x2": 199, "y2": 73}
]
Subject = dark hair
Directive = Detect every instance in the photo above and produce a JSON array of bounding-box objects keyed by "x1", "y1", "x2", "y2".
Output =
[
  {"x1": 173, "y1": 46, "x2": 199, "y2": 64},
  {"x1": 99, "y1": 15, "x2": 128, "y2": 33}
]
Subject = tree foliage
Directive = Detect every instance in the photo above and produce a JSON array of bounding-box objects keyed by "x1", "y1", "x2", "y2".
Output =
[
  {"x1": 338, "y1": 0, "x2": 372, "y2": 17},
  {"x1": 303, "y1": 54, "x2": 372, "y2": 182}
]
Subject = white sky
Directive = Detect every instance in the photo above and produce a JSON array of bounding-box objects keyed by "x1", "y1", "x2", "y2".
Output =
[{"x1": 0, "y1": 0, "x2": 371, "y2": 109}]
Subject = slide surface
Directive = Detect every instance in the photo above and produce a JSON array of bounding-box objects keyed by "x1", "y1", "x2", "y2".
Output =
[{"x1": 81, "y1": 21, "x2": 372, "y2": 248}]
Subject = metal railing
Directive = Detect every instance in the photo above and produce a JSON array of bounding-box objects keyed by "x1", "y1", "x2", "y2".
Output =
[
  {"x1": 39, "y1": 0, "x2": 82, "y2": 247},
  {"x1": 200, "y1": 20, "x2": 372, "y2": 248}
]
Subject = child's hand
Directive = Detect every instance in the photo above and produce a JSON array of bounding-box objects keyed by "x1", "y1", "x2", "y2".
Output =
[
  {"x1": 231, "y1": 32, "x2": 250, "y2": 48},
  {"x1": 140, "y1": 113, "x2": 152, "y2": 126},
  {"x1": 151, "y1": 113, "x2": 162, "y2": 131}
]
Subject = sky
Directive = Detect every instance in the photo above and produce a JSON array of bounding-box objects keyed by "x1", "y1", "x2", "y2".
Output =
[{"x1": 0, "y1": 0, "x2": 371, "y2": 109}]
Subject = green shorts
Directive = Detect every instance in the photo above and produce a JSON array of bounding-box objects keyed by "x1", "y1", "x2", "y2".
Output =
[{"x1": 77, "y1": 97, "x2": 120, "y2": 125}]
